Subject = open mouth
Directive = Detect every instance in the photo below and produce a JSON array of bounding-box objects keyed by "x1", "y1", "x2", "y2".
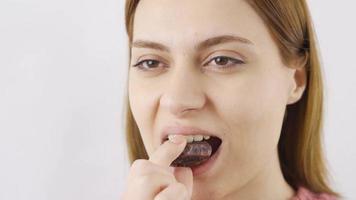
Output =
[{"x1": 164, "y1": 135, "x2": 222, "y2": 168}]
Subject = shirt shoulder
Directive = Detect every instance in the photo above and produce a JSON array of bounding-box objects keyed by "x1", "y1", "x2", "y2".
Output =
[{"x1": 291, "y1": 186, "x2": 338, "y2": 200}]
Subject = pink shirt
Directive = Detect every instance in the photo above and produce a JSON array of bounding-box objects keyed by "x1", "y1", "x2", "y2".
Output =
[{"x1": 291, "y1": 186, "x2": 337, "y2": 200}]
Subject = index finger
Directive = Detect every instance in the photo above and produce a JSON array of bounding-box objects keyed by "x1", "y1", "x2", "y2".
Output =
[{"x1": 149, "y1": 135, "x2": 187, "y2": 167}]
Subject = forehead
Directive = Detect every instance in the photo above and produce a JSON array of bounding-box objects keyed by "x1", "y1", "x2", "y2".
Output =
[{"x1": 133, "y1": 0, "x2": 270, "y2": 49}]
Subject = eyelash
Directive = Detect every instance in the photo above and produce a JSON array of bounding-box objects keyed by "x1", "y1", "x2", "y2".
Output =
[{"x1": 132, "y1": 56, "x2": 245, "y2": 72}]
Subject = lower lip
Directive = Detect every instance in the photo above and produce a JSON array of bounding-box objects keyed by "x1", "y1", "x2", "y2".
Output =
[{"x1": 190, "y1": 143, "x2": 222, "y2": 176}]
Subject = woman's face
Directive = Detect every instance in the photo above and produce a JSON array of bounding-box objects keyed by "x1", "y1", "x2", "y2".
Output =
[{"x1": 128, "y1": 0, "x2": 304, "y2": 198}]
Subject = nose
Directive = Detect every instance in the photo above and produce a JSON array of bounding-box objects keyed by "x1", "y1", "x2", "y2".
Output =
[{"x1": 160, "y1": 65, "x2": 206, "y2": 118}]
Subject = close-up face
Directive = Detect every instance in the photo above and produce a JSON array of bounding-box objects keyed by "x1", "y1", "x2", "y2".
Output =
[{"x1": 128, "y1": 0, "x2": 304, "y2": 198}]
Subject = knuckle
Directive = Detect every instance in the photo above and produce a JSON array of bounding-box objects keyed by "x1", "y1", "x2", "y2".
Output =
[
  {"x1": 154, "y1": 192, "x2": 169, "y2": 200},
  {"x1": 130, "y1": 159, "x2": 152, "y2": 175},
  {"x1": 135, "y1": 174, "x2": 153, "y2": 186},
  {"x1": 154, "y1": 183, "x2": 188, "y2": 200},
  {"x1": 131, "y1": 159, "x2": 148, "y2": 170},
  {"x1": 154, "y1": 195, "x2": 165, "y2": 200}
]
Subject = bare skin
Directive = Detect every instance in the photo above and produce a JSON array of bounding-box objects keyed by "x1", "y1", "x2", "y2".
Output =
[
  {"x1": 124, "y1": 0, "x2": 306, "y2": 199},
  {"x1": 123, "y1": 135, "x2": 193, "y2": 200}
]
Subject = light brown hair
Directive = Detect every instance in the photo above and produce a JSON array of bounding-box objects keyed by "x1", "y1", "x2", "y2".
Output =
[{"x1": 123, "y1": 0, "x2": 339, "y2": 197}]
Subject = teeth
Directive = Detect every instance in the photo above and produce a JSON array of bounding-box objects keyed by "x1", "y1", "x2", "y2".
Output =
[
  {"x1": 193, "y1": 135, "x2": 203, "y2": 142},
  {"x1": 168, "y1": 135, "x2": 175, "y2": 141},
  {"x1": 186, "y1": 136, "x2": 194, "y2": 143},
  {"x1": 166, "y1": 134, "x2": 212, "y2": 143}
]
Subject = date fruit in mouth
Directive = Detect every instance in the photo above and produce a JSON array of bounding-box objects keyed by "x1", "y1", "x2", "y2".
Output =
[{"x1": 171, "y1": 136, "x2": 222, "y2": 167}]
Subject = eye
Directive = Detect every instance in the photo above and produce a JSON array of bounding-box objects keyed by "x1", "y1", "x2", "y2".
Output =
[
  {"x1": 204, "y1": 56, "x2": 245, "y2": 69},
  {"x1": 132, "y1": 59, "x2": 166, "y2": 71}
]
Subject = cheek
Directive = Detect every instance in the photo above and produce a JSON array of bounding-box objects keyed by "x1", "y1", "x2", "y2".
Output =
[
  {"x1": 220, "y1": 73, "x2": 288, "y2": 127},
  {"x1": 216, "y1": 68, "x2": 290, "y2": 160},
  {"x1": 128, "y1": 76, "x2": 160, "y2": 155}
]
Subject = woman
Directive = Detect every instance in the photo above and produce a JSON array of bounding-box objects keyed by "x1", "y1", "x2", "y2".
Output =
[{"x1": 122, "y1": 0, "x2": 340, "y2": 199}]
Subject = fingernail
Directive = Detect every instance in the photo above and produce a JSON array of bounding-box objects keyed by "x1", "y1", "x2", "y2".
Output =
[{"x1": 168, "y1": 135, "x2": 186, "y2": 144}]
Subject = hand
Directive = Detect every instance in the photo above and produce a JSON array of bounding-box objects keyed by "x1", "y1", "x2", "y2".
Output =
[{"x1": 122, "y1": 135, "x2": 193, "y2": 200}]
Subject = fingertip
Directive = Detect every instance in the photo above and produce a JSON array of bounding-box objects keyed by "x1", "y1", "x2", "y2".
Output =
[
  {"x1": 168, "y1": 134, "x2": 186, "y2": 145},
  {"x1": 149, "y1": 135, "x2": 187, "y2": 166}
]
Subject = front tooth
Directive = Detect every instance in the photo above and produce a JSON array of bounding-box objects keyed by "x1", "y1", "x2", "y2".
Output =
[
  {"x1": 203, "y1": 135, "x2": 210, "y2": 140},
  {"x1": 168, "y1": 135, "x2": 175, "y2": 141},
  {"x1": 193, "y1": 135, "x2": 203, "y2": 142},
  {"x1": 186, "y1": 136, "x2": 194, "y2": 143}
]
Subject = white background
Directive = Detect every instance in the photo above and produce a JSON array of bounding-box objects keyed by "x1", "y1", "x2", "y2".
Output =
[{"x1": 0, "y1": 0, "x2": 355, "y2": 199}]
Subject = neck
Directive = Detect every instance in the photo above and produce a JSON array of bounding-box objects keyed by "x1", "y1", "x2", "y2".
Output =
[{"x1": 223, "y1": 151, "x2": 296, "y2": 200}]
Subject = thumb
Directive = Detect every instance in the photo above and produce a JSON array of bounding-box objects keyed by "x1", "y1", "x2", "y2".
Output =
[{"x1": 174, "y1": 167, "x2": 193, "y2": 197}]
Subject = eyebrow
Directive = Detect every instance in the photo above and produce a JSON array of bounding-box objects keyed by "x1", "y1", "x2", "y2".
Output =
[{"x1": 131, "y1": 35, "x2": 254, "y2": 53}]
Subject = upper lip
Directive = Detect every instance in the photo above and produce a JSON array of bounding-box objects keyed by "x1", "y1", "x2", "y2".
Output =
[{"x1": 161, "y1": 125, "x2": 220, "y2": 143}]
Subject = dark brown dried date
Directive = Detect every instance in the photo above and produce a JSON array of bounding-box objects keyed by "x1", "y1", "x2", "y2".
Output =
[{"x1": 171, "y1": 141, "x2": 212, "y2": 167}]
